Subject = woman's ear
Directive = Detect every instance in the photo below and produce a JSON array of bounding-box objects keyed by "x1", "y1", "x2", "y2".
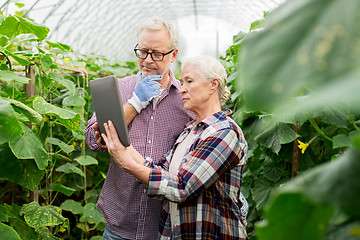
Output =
[{"x1": 210, "y1": 78, "x2": 219, "y2": 94}]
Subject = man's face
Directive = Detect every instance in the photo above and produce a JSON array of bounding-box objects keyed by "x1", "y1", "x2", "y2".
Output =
[{"x1": 137, "y1": 28, "x2": 177, "y2": 78}]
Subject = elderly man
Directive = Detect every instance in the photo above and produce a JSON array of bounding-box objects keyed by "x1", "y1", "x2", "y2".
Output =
[{"x1": 85, "y1": 17, "x2": 193, "y2": 240}]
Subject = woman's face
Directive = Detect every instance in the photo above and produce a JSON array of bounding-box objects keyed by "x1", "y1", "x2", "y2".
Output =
[{"x1": 180, "y1": 63, "x2": 212, "y2": 114}]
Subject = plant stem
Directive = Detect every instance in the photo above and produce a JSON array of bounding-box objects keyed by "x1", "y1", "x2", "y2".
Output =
[{"x1": 308, "y1": 117, "x2": 333, "y2": 142}]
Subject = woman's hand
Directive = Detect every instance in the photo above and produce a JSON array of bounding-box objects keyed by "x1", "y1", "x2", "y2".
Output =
[
  {"x1": 102, "y1": 120, "x2": 151, "y2": 185},
  {"x1": 101, "y1": 120, "x2": 137, "y2": 172}
]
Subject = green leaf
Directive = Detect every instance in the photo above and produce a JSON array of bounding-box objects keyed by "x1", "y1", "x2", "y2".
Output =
[
  {"x1": 5, "y1": 98, "x2": 42, "y2": 123},
  {"x1": 251, "y1": 178, "x2": 272, "y2": 210},
  {"x1": 263, "y1": 165, "x2": 283, "y2": 182},
  {"x1": 0, "y1": 222, "x2": 21, "y2": 240},
  {"x1": 333, "y1": 131, "x2": 360, "y2": 149},
  {"x1": 0, "y1": 15, "x2": 49, "y2": 41},
  {"x1": 255, "y1": 123, "x2": 300, "y2": 154},
  {"x1": 32, "y1": 96, "x2": 81, "y2": 130},
  {"x1": 256, "y1": 192, "x2": 334, "y2": 240},
  {"x1": 240, "y1": 0, "x2": 360, "y2": 114},
  {"x1": 0, "y1": 70, "x2": 30, "y2": 83},
  {"x1": 60, "y1": 200, "x2": 83, "y2": 215},
  {"x1": 4, "y1": 204, "x2": 35, "y2": 238},
  {"x1": 56, "y1": 163, "x2": 85, "y2": 177},
  {"x1": 9, "y1": 124, "x2": 49, "y2": 170},
  {"x1": 46, "y1": 137, "x2": 74, "y2": 154},
  {"x1": 82, "y1": 203, "x2": 103, "y2": 225},
  {"x1": 45, "y1": 41, "x2": 71, "y2": 51},
  {"x1": 0, "y1": 36, "x2": 8, "y2": 46},
  {"x1": 0, "y1": 205, "x2": 7, "y2": 222},
  {"x1": 250, "y1": 19, "x2": 264, "y2": 31},
  {"x1": 49, "y1": 73, "x2": 76, "y2": 96},
  {"x1": 4, "y1": 50, "x2": 30, "y2": 66},
  {"x1": 282, "y1": 148, "x2": 360, "y2": 219},
  {"x1": 62, "y1": 95, "x2": 86, "y2": 107},
  {"x1": 75, "y1": 155, "x2": 98, "y2": 166},
  {"x1": 0, "y1": 146, "x2": 44, "y2": 191},
  {"x1": 0, "y1": 98, "x2": 24, "y2": 144},
  {"x1": 51, "y1": 183, "x2": 75, "y2": 197},
  {"x1": 40, "y1": 54, "x2": 52, "y2": 70},
  {"x1": 20, "y1": 202, "x2": 65, "y2": 228}
]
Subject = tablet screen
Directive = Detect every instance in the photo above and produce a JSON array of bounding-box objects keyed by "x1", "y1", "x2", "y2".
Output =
[{"x1": 89, "y1": 75, "x2": 130, "y2": 147}]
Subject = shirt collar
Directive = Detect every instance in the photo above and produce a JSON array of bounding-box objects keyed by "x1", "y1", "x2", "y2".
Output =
[{"x1": 185, "y1": 109, "x2": 233, "y2": 130}]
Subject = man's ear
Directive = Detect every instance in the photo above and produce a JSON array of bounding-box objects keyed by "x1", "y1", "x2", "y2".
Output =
[{"x1": 170, "y1": 49, "x2": 178, "y2": 63}]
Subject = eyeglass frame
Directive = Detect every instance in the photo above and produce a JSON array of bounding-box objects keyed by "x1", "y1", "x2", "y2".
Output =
[{"x1": 134, "y1": 44, "x2": 175, "y2": 61}]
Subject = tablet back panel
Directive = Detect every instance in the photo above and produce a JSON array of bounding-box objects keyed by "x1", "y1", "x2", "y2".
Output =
[{"x1": 89, "y1": 75, "x2": 130, "y2": 147}]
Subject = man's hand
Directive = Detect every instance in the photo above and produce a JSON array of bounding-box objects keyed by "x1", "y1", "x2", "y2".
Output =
[
  {"x1": 92, "y1": 122, "x2": 107, "y2": 149},
  {"x1": 127, "y1": 74, "x2": 162, "y2": 113}
]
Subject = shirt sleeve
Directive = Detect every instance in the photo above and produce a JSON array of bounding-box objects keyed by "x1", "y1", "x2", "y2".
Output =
[
  {"x1": 84, "y1": 113, "x2": 105, "y2": 152},
  {"x1": 147, "y1": 128, "x2": 246, "y2": 202}
]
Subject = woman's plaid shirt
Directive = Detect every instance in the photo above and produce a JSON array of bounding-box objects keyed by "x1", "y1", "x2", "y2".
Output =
[{"x1": 146, "y1": 109, "x2": 248, "y2": 240}]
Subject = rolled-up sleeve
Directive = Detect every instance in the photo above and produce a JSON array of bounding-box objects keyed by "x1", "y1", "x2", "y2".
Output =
[{"x1": 84, "y1": 113, "x2": 105, "y2": 152}]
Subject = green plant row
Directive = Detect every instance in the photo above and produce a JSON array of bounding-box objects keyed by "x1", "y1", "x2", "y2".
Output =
[
  {"x1": 222, "y1": 0, "x2": 360, "y2": 239},
  {"x1": 0, "y1": 8, "x2": 137, "y2": 239}
]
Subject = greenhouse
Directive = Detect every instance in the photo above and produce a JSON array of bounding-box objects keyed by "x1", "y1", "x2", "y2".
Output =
[{"x1": 0, "y1": 0, "x2": 360, "y2": 239}]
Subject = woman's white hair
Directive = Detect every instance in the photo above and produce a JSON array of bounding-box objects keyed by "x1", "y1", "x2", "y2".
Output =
[
  {"x1": 137, "y1": 17, "x2": 178, "y2": 49},
  {"x1": 182, "y1": 55, "x2": 230, "y2": 107}
]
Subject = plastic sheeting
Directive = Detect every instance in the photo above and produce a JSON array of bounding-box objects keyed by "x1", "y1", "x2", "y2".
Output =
[{"x1": 1, "y1": 0, "x2": 284, "y2": 61}]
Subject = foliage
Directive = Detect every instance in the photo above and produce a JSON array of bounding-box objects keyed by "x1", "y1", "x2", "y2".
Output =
[
  {"x1": 222, "y1": 0, "x2": 360, "y2": 239},
  {"x1": 0, "y1": 7, "x2": 137, "y2": 239}
]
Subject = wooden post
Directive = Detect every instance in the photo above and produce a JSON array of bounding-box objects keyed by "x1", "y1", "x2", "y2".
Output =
[
  {"x1": 292, "y1": 122, "x2": 300, "y2": 178},
  {"x1": 26, "y1": 64, "x2": 39, "y2": 202},
  {"x1": 25, "y1": 64, "x2": 36, "y2": 98}
]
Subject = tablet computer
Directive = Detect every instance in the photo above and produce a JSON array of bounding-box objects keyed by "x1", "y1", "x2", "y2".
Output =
[{"x1": 89, "y1": 75, "x2": 130, "y2": 147}]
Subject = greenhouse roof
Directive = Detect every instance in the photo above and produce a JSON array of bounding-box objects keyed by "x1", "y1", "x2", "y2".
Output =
[{"x1": 1, "y1": 0, "x2": 285, "y2": 62}]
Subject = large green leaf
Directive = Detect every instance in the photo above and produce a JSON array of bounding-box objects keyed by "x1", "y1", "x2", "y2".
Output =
[
  {"x1": 4, "y1": 204, "x2": 35, "y2": 239},
  {"x1": 32, "y1": 96, "x2": 81, "y2": 130},
  {"x1": 0, "y1": 70, "x2": 30, "y2": 84},
  {"x1": 20, "y1": 202, "x2": 65, "y2": 228},
  {"x1": 0, "y1": 146, "x2": 44, "y2": 191},
  {"x1": 256, "y1": 192, "x2": 334, "y2": 240},
  {"x1": 0, "y1": 223, "x2": 21, "y2": 240},
  {"x1": 0, "y1": 99, "x2": 24, "y2": 144},
  {"x1": 240, "y1": 0, "x2": 360, "y2": 115},
  {"x1": 46, "y1": 137, "x2": 74, "y2": 154},
  {"x1": 5, "y1": 98, "x2": 42, "y2": 124},
  {"x1": 255, "y1": 122, "x2": 300, "y2": 154},
  {"x1": 0, "y1": 15, "x2": 49, "y2": 41},
  {"x1": 9, "y1": 124, "x2": 49, "y2": 170},
  {"x1": 251, "y1": 177, "x2": 272, "y2": 210},
  {"x1": 49, "y1": 73, "x2": 76, "y2": 96},
  {"x1": 60, "y1": 200, "x2": 83, "y2": 215},
  {"x1": 283, "y1": 148, "x2": 360, "y2": 219}
]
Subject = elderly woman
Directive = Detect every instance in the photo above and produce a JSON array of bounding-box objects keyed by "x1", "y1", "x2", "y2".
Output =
[{"x1": 102, "y1": 55, "x2": 248, "y2": 240}]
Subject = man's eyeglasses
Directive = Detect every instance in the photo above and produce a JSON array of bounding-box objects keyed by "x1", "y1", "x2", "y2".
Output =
[{"x1": 134, "y1": 44, "x2": 174, "y2": 61}]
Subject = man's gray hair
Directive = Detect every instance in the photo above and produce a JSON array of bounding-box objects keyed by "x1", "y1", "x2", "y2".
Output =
[
  {"x1": 182, "y1": 55, "x2": 230, "y2": 107},
  {"x1": 137, "y1": 17, "x2": 178, "y2": 49}
]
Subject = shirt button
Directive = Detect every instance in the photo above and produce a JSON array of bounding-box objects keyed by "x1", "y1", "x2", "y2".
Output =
[
  {"x1": 148, "y1": 140, "x2": 151, "y2": 144},
  {"x1": 150, "y1": 116, "x2": 154, "y2": 119}
]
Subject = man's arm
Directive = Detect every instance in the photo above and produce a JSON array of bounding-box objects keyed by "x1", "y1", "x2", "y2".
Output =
[{"x1": 123, "y1": 102, "x2": 138, "y2": 126}]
